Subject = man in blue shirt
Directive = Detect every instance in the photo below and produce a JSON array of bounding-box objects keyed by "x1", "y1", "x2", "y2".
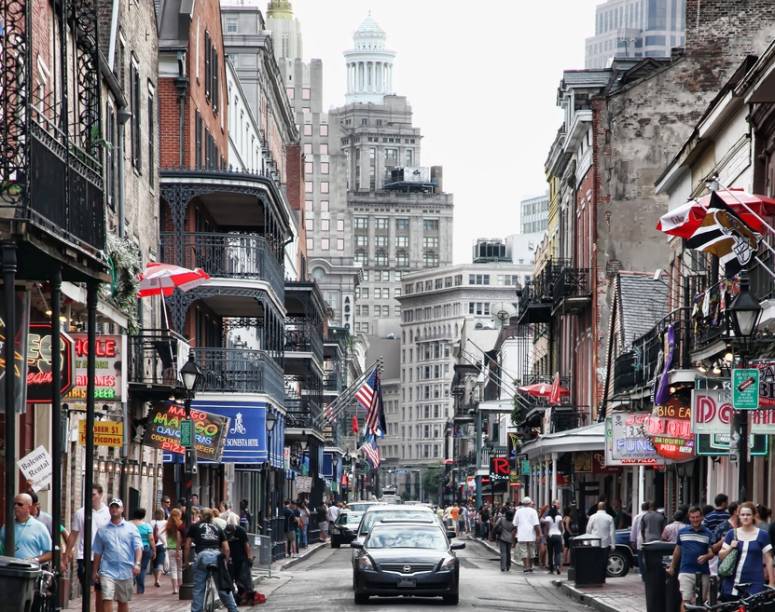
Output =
[
  {"x1": 92, "y1": 498, "x2": 142, "y2": 612},
  {"x1": 667, "y1": 506, "x2": 714, "y2": 608},
  {"x1": 0, "y1": 493, "x2": 52, "y2": 563}
]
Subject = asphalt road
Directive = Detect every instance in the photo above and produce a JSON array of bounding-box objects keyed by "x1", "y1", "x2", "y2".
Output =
[{"x1": 261, "y1": 537, "x2": 591, "y2": 611}]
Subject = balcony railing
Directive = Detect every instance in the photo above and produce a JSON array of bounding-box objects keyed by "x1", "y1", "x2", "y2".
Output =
[
  {"x1": 551, "y1": 408, "x2": 589, "y2": 433},
  {"x1": 160, "y1": 232, "x2": 284, "y2": 299},
  {"x1": 614, "y1": 308, "x2": 691, "y2": 394},
  {"x1": 324, "y1": 373, "x2": 341, "y2": 392},
  {"x1": 128, "y1": 329, "x2": 190, "y2": 389},
  {"x1": 284, "y1": 316, "x2": 324, "y2": 361},
  {"x1": 517, "y1": 258, "x2": 569, "y2": 324},
  {"x1": 284, "y1": 395, "x2": 323, "y2": 429},
  {"x1": 196, "y1": 347, "x2": 284, "y2": 402},
  {"x1": 553, "y1": 267, "x2": 591, "y2": 313}
]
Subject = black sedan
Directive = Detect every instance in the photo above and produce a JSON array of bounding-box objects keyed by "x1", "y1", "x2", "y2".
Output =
[
  {"x1": 351, "y1": 522, "x2": 464, "y2": 605},
  {"x1": 331, "y1": 511, "x2": 363, "y2": 548}
]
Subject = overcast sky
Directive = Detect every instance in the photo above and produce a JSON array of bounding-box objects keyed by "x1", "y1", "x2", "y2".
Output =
[{"x1": 288, "y1": 0, "x2": 601, "y2": 263}]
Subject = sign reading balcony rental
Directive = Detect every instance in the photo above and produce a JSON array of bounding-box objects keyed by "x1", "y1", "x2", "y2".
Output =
[
  {"x1": 143, "y1": 401, "x2": 229, "y2": 461},
  {"x1": 645, "y1": 396, "x2": 694, "y2": 461}
]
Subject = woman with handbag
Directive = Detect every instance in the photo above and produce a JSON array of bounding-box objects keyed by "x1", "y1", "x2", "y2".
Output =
[{"x1": 718, "y1": 501, "x2": 775, "y2": 601}]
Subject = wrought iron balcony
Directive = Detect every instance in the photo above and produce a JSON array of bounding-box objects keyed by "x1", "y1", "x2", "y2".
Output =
[
  {"x1": 551, "y1": 407, "x2": 589, "y2": 433},
  {"x1": 284, "y1": 394, "x2": 323, "y2": 429},
  {"x1": 160, "y1": 232, "x2": 284, "y2": 299},
  {"x1": 127, "y1": 329, "x2": 190, "y2": 391},
  {"x1": 284, "y1": 316, "x2": 324, "y2": 361},
  {"x1": 0, "y1": 0, "x2": 106, "y2": 261},
  {"x1": 516, "y1": 258, "x2": 569, "y2": 324},
  {"x1": 196, "y1": 347, "x2": 284, "y2": 402},
  {"x1": 553, "y1": 267, "x2": 591, "y2": 314},
  {"x1": 324, "y1": 373, "x2": 341, "y2": 392}
]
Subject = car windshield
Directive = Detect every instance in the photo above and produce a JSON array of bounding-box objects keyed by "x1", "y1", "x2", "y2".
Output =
[
  {"x1": 366, "y1": 526, "x2": 448, "y2": 551},
  {"x1": 362, "y1": 510, "x2": 433, "y2": 533},
  {"x1": 337, "y1": 512, "x2": 363, "y2": 527}
]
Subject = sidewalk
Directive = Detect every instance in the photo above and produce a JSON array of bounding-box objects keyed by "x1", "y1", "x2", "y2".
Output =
[
  {"x1": 471, "y1": 535, "x2": 646, "y2": 612},
  {"x1": 63, "y1": 542, "x2": 327, "y2": 611}
]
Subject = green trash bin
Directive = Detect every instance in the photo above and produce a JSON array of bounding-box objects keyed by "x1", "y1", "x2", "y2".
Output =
[{"x1": 0, "y1": 555, "x2": 41, "y2": 612}]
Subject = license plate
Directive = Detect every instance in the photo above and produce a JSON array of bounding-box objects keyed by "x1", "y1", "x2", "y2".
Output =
[{"x1": 397, "y1": 578, "x2": 416, "y2": 588}]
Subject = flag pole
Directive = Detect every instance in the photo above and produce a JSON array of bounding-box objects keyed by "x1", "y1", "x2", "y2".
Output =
[
  {"x1": 326, "y1": 360, "x2": 381, "y2": 422},
  {"x1": 754, "y1": 255, "x2": 775, "y2": 281}
]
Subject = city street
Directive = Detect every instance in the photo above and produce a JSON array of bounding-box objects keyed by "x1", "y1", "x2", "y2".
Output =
[{"x1": 264, "y1": 538, "x2": 591, "y2": 611}]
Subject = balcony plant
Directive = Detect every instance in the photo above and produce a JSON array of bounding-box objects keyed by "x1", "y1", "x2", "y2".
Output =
[{"x1": 103, "y1": 233, "x2": 142, "y2": 333}]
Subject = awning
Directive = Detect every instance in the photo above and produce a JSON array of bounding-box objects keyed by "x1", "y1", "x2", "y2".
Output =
[{"x1": 521, "y1": 422, "x2": 605, "y2": 460}]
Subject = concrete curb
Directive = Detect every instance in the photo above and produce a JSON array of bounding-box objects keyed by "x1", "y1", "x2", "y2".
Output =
[
  {"x1": 553, "y1": 580, "x2": 621, "y2": 612},
  {"x1": 273, "y1": 541, "x2": 328, "y2": 571}
]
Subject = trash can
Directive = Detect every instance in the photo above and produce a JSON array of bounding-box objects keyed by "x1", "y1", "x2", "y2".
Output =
[
  {"x1": 572, "y1": 535, "x2": 608, "y2": 587},
  {"x1": 641, "y1": 541, "x2": 681, "y2": 612},
  {"x1": 0, "y1": 555, "x2": 40, "y2": 612}
]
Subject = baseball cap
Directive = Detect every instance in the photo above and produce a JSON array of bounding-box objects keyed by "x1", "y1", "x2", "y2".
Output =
[
  {"x1": 522, "y1": 497, "x2": 532, "y2": 505},
  {"x1": 109, "y1": 498, "x2": 123, "y2": 508}
]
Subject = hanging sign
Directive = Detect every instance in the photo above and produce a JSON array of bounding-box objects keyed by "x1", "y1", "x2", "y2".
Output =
[
  {"x1": 143, "y1": 401, "x2": 229, "y2": 461},
  {"x1": 646, "y1": 396, "x2": 694, "y2": 460},
  {"x1": 64, "y1": 334, "x2": 126, "y2": 406},
  {"x1": 26, "y1": 323, "x2": 75, "y2": 404},
  {"x1": 295, "y1": 476, "x2": 312, "y2": 493},
  {"x1": 79, "y1": 420, "x2": 123, "y2": 448},
  {"x1": 489, "y1": 456, "x2": 510, "y2": 480},
  {"x1": 691, "y1": 389, "x2": 734, "y2": 434},
  {"x1": 605, "y1": 412, "x2": 664, "y2": 465},
  {"x1": 696, "y1": 432, "x2": 768, "y2": 456}
]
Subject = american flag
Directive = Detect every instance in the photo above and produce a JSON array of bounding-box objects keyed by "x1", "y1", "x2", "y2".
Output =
[
  {"x1": 363, "y1": 371, "x2": 386, "y2": 437},
  {"x1": 323, "y1": 403, "x2": 336, "y2": 424},
  {"x1": 354, "y1": 369, "x2": 378, "y2": 411},
  {"x1": 360, "y1": 436, "x2": 381, "y2": 469}
]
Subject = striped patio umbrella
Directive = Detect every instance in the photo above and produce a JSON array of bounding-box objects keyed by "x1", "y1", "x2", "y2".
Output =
[{"x1": 138, "y1": 262, "x2": 210, "y2": 298}]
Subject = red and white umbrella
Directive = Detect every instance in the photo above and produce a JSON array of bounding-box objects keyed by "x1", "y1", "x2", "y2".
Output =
[
  {"x1": 518, "y1": 382, "x2": 570, "y2": 400},
  {"x1": 657, "y1": 189, "x2": 775, "y2": 239},
  {"x1": 138, "y1": 262, "x2": 210, "y2": 298}
]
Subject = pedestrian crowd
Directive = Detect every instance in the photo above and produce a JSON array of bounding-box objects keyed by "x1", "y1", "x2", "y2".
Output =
[{"x1": 0, "y1": 484, "x2": 264, "y2": 611}]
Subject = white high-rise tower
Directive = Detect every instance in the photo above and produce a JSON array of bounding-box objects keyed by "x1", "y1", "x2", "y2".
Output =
[{"x1": 344, "y1": 14, "x2": 396, "y2": 104}]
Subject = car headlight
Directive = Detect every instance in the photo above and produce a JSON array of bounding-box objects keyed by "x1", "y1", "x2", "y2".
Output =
[
  {"x1": 358, "y1": 556, "x2": 375, "y2": 570},
  {"x1": 439, "y1": 557, "x2": 456, "y2": 571}
]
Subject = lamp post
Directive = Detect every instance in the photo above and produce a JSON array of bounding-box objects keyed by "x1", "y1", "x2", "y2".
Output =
[
  {"x1": 179, "y1": 351, "x2": 203, "y2": 601},
  {"x1": 264, "y1": 410, "x2": 276, "y2": 557},
  {"x1": 728, "y1": 273, "x2": 762, "y2": 503}
]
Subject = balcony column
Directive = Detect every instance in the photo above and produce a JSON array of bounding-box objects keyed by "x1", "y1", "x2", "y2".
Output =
[
  {"x1": 543, "y1": 456, "x2": 551, "y2": 508},
  {"x1": 550, "y1": 452, "x2": 558, "y2": 503}
]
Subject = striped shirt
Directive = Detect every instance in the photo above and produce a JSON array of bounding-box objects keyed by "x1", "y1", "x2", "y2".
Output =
[
  {"x1": 676, "y1": 525, "x2": 713, "y2": 575},
  {"x1": 703, "y1": 509, "x2": 730, "y2": 540}
]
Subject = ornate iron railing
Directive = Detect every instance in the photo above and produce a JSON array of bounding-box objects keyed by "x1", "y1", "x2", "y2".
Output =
[
  {"x1": 284, "y1": 315, "x2": 324, "y2": 361},
  {"x1": 553, "y1": 267, "x2": 591, "y2": 303},
  {"x1": 0, "y1": 0, "x2": 105, "y2": 254},
  {"x1": 127, "y1": 329, "x2": 190, "y2": 389},
  {"x1": 160, "y1": 232, "x2": 284, "y2": 300},
  {"x1": 196, "y1": 347, "x2": 284, "y2": 402},
  {"x1": 284, "y1": 395, "x2": 323, "y2": 429}
]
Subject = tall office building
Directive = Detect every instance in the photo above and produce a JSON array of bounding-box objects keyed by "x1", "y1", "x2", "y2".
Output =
[
  {"x1": 394, "y1": 240, "x2": 531, "y2": 479},
  {"x1": 322, "y1": 16, "x2": 453, "y2": 335},
  {"x1": 584, "y1": 0, "x2": 686, "y2": 69},
  {"x1": 519, "y1": 193, "x2": 549, "y2": 235}
]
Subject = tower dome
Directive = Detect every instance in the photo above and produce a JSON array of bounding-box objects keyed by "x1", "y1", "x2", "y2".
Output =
[{"x1": 344, "y1": 14, "x2": 396, "y2": 104}]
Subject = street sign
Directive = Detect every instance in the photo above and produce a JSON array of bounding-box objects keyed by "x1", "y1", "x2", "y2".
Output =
[
  {"x1": 78, "y1": 420, "x2": 123, "y2": 448},
  {"x1": 733, "y1": 368, "x2": 760, "y2": 410},
  {"x1": 295, "y1": 476, "x2": 312, "y2": 493},
  {"x1": 180, "y1": 419, "x2": 193, "y2": 447}
]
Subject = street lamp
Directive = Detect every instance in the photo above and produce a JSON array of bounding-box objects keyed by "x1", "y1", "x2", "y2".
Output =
[
  {"x1": 264, "y1": 410, "x2": 277, "y2": 544},
  {"x1": 179, "y1": 351, "x2": 203, "y2": 601},
  {"x1": 729, "y1": 273, "x2": 762, "y2": 503}
]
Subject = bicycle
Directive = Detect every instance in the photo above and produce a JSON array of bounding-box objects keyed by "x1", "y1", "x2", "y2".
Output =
[
  {"x1": 685, "y1": 583, "x2": 775, "y2": 612},
  {"x1": 31, "y1": 566, "x2": 56, "y2": 612},
  {"x1": 203, "y1": 562, "x2": 218, "y2": 612}
]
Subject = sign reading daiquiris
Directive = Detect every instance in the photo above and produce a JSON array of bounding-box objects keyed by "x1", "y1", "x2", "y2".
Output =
[{"x1": 143, "y1": 401, "x2": 229, "y2": 461}]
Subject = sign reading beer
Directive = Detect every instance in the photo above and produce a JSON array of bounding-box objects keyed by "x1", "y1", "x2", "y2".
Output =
[
  {"x1": 79, "y1": 420, "x2": 123, "y2": 448},
  {"x1": 489, "y1": 456, "x2": 510, "y2": 480},
  {"x1": 26, "y1": 323, "x2": 75, "y2": 403},
  {"x1": 143, "y1": 401, "x2": 229, "y2": 461},
  {"x1": 646, "y1": 396, "x2": 694, "y2": 461},
  {"x1": 64, "y1": 334, "x2": 126, "y2": 406}
]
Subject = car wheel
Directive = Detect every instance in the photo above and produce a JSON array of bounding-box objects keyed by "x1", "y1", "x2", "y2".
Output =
[
  {"x1": 354, "y1": 593, "x2": 370, "y2": 604},
  {"x1": 607, "y1": 550, "x2": 630, "y2": 578},
  {"x1": 443, "y1": 593, "x2": 459, "y2": 605}
]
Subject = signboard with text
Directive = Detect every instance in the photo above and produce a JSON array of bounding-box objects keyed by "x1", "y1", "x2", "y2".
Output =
[
  {"x1": 696, "y1": 432, "x2": 768, "y2": 456},
  {"x1": 143, "y1": 401, "x2": 229, "y2": 461},
  {"x1": 18, "y1": 445, "x2": 52, "y2": 491},
  {"x1": 26, "y1": 323, "x2": 75, "y2": 403},
  {"x1": 733, "y1": 369, "x2": 760, "y2": 410},
  {"x1": 605, "y1": 412, "x2": 664, "y2": 465},
  {"x1": 691, "y1": 389, "x2": 734, "y2": 434},
  {"x1": 79, "y1": 420, "x2": 123, "y2": 448},
  {"x1": 64, "y1": 334, "x2": 126, "y2": 406},
  {"x1": 646, "y1": 396, "x2": 694, "y2": 460},
  {"x1": 489, "y1": 456, "x2": 510, "y2": 481}
]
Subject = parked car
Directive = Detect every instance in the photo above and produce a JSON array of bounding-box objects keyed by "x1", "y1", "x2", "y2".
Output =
[
  {"x1": 608, "y1": 528, "x2": 638, "y2": 578},
  {"x1": 331, "y1": 511, "x2": 364, "y2": 548},
  {"x1": 351, "y1": 522, "x2": 464, "y2": 605},
  {"x1": 347, "y1": 501, "x2": 384, "y2": 513}
]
